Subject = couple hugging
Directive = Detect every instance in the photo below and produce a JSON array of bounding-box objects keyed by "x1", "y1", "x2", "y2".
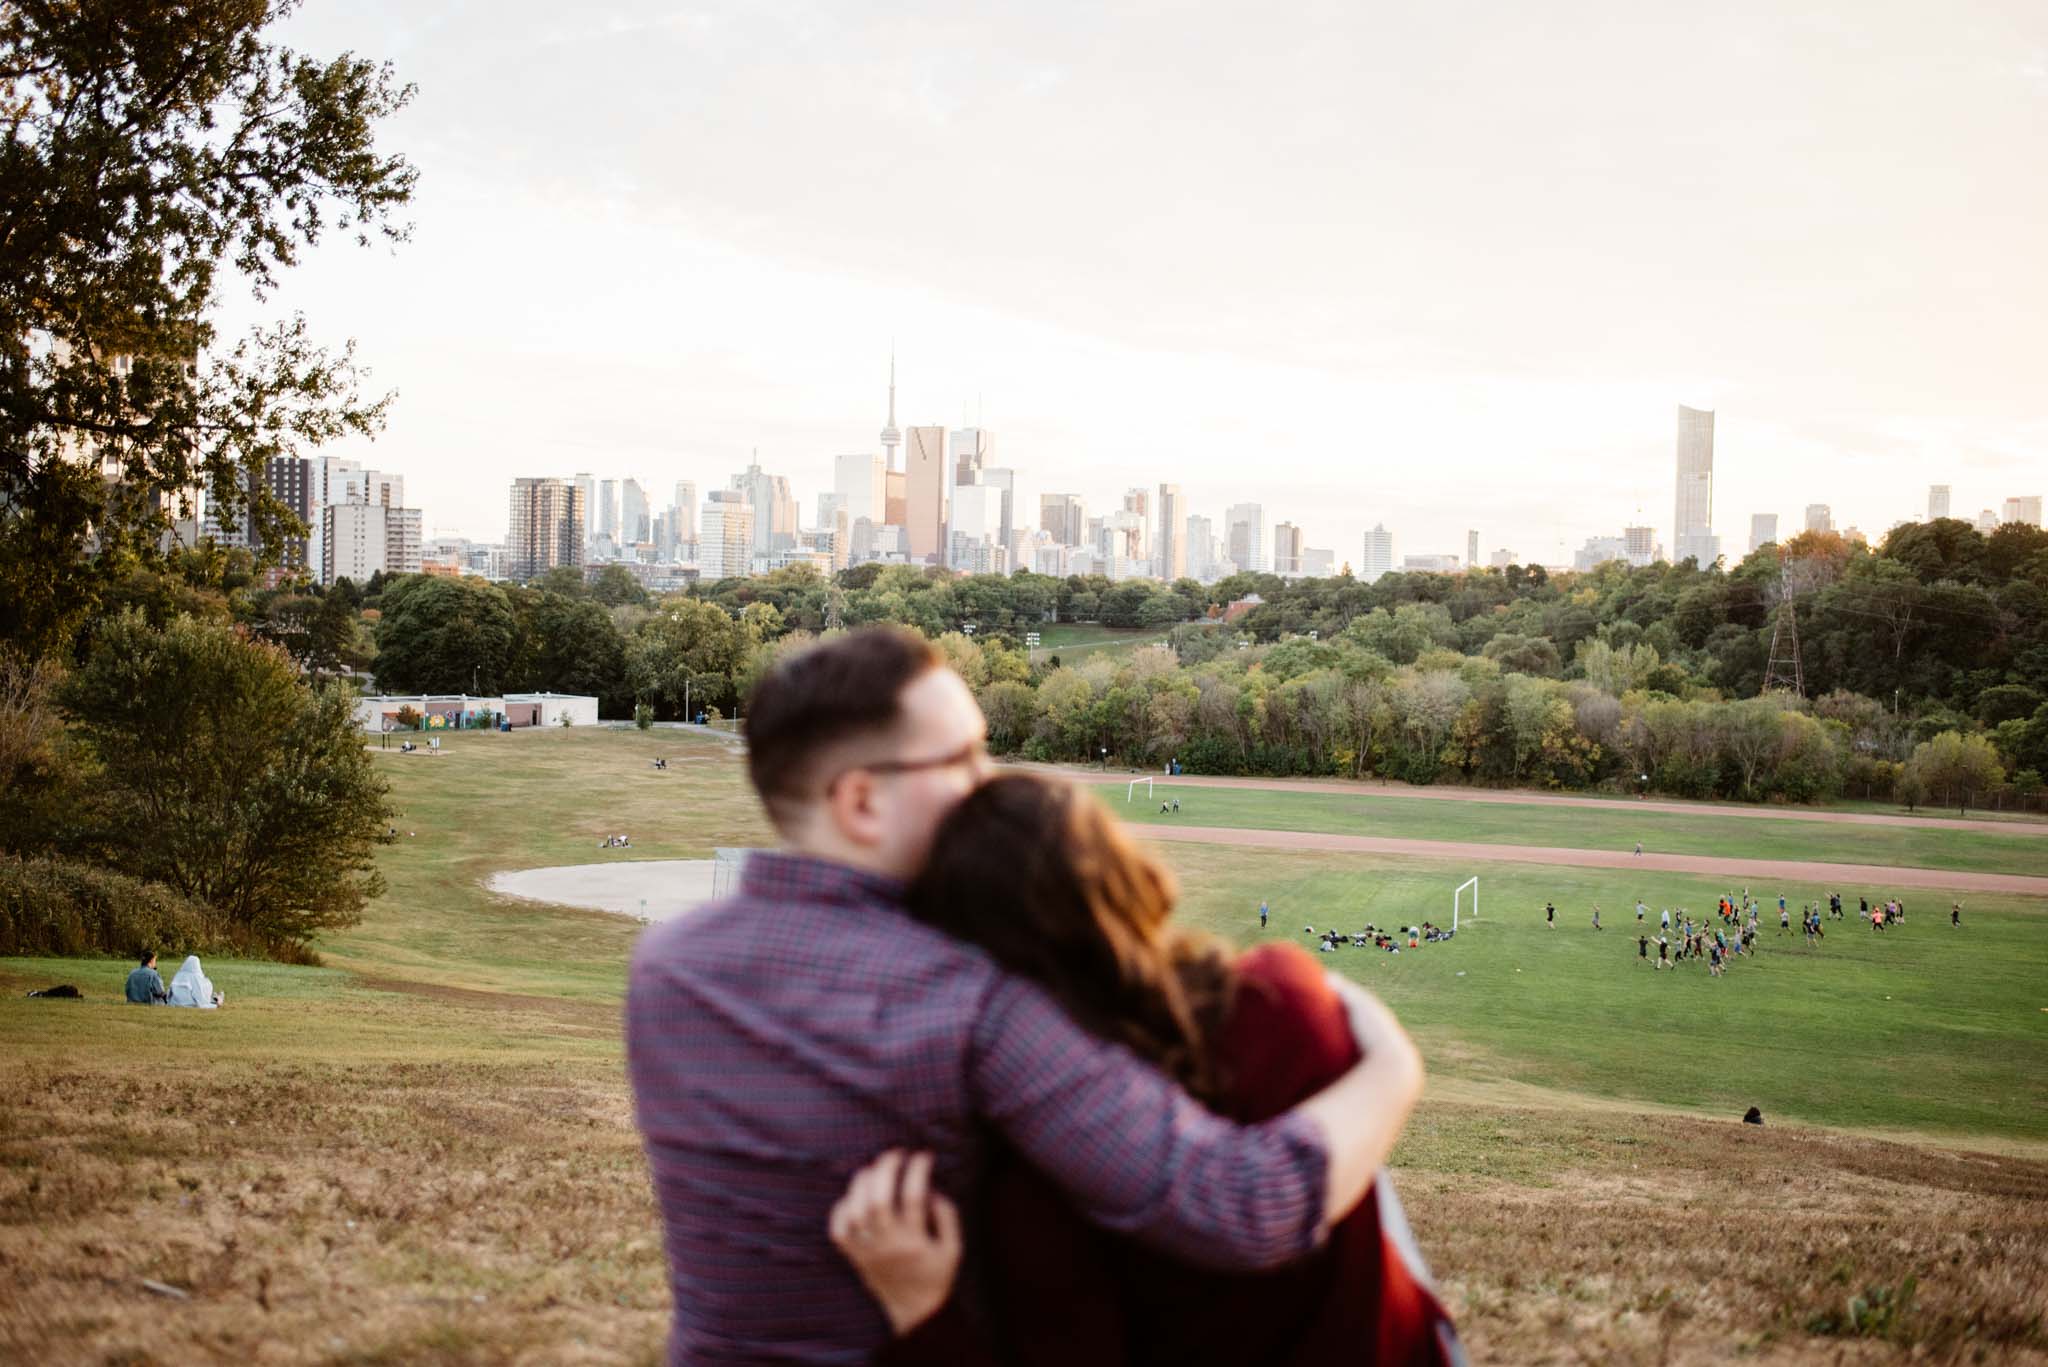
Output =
[{"x1": 626, "y1": 628, "x2": 1461, "y2": 1366}]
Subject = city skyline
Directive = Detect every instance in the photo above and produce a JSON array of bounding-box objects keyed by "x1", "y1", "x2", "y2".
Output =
[
  {"x1": 235, "y1": 1, "x2": 2047, "y2": 566},
  {"x1": 474, "y1": 362, "x2": 2041, "y2": 578}
]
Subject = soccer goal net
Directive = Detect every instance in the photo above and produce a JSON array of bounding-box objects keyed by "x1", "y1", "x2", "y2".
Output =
[
  {"x1": 1126, "y1": 777, "x2": 1155, "y2": 803},
  {"x1": 1453, "y1": 876, "x2": 1479, "y2": 932}
]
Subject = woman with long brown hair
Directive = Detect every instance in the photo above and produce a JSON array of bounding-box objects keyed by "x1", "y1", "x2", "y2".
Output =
[{"x1": 827, "y1": 773, "x2": 1459, "y2": 1365}]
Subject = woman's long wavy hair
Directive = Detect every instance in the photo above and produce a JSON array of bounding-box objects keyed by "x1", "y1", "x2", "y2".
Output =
[{"x1": 907, "y1": 774, "x2": 1235, "y2": 1103}]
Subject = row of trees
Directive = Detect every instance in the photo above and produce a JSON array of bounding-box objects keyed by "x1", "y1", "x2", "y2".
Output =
[{"x1": 947, "y1": 631, "x2": 2035, "y2": 813}]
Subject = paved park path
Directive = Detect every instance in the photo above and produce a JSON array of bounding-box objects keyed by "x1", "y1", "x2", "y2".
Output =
[
  {"x1": 1135, "y1": 823, "x2": 2048, "y2": 896},
  {"x1": 1063, "y1": 767, "x2": 2048, "y2": 838}
]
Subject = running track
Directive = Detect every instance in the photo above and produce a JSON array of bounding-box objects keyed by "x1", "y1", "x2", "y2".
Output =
[
  {"x1": 1136, "y1": 824, "x2": 2048, "y2": 897},
  {"x1": 1075, "y1": 768, "x2": 2048, "y2": 838}
]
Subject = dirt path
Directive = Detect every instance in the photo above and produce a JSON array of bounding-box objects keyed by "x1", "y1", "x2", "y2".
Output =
[
  {"x1": 1138, "y1": 823, "x2": 2048, "y2": 896},
  {"x1": 1040, "y1": 765, "x2": 2048, "y2": 837}
]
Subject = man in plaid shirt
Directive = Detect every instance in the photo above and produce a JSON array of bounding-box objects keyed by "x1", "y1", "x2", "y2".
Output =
[{"x1": 628, "y1": 628, "x2": 1423, "y2": 1364}]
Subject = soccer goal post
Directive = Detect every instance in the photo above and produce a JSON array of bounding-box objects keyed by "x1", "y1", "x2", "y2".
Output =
[
  {"x1": 1453, "y1": 876, "x2": 1479, "y2": 932},
  {"x1": 1126, "y1": 777, "x2": 1155, "y2": 803}
]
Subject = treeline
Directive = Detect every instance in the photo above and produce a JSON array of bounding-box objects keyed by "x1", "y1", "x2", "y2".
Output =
[
  {"x1": 53, "y1": 518, "x2": 2045, "y2": 815},
  {"x1": 325, "y1": 518, "x2": 2046, "y2": 811}
]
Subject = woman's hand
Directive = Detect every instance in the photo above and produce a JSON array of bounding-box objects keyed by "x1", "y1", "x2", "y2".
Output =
[{"x1": 828, "y1": 1149, "x2": 961, "y2": 1336}]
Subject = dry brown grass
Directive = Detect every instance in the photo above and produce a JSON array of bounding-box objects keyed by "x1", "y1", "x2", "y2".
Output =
[
  {"x1": 6, "y1": 1023, "x2": 2045, "y2": 1365},
  {"x1": 0, "y1": 989, "x2": 671, "y2": 1366},
  {"x1": 1399, "y1": 1105, "x2": 2048, "y2": 1364}
]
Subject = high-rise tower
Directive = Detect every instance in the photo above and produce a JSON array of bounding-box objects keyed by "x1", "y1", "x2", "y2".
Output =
[
  {"x1": 1674, "y1": 405, "x2": 1719, "y2": 566},
  {"x1": 880, "y1": 351, "x2": 902, "y2": 472}
]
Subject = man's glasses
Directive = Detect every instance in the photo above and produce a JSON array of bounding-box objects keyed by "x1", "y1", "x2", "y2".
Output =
[{"x1": 826, "y1": 740, "x2": 989, "y2": 792}]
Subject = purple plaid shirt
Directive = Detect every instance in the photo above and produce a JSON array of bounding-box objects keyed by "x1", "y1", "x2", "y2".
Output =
[{"x1": 626, "y1": 850, "x2": 1329, "y2": 1365}]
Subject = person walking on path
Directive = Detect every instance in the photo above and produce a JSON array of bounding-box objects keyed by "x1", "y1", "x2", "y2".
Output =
[{"x1": 1633, "y1": 841, "x2": 1642, "y2": 857}]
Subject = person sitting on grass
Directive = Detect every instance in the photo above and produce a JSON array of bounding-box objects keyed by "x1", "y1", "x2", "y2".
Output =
[
  {"x1": 835, "y1": 773, "x2": 1459, "y2": 1366},
  {"x1": 125, "y1": 951, "x2": 167, "y2": 1005},
  {"x1": 166, "y1": 955, "x2": 222, "y2": 1009}
]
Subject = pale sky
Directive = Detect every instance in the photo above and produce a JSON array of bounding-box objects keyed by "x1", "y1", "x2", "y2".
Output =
[{"x1": 236, "y1": 0, "x2": 2048, "y2": 566}]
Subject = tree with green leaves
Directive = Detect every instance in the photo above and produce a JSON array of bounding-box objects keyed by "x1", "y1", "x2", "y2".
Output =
[
  {"x1": 372, "y1": 575, "x2": 517, "y2": 694},
  {"x1": 1, "y1": 0, "x2": 415, "y2": 658},
  {"x1": 628, "y1": 597, "x2": 749, "y2": 718},
  {"x1": 62, "y1": 611, "x2": 388, "y2": 945},
  {"x1": 1901, "y1": 730, "x2": 2005, "y2": 816}
]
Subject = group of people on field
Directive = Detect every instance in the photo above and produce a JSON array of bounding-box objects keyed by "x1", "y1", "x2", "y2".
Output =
[
  {"x1": 1619, "y1": 884, "x2": 1956, "y2": 976},
  {"x1": 124, "y1": 951, "x2": 224, "y2": 1008},
  {"x1": 1304, "y1": 920, "x2": 1452, "y2": 954}
]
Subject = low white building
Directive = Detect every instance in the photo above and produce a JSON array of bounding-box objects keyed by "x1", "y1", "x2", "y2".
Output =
[{"x1": 352, "y1": 692, "x2": 599, "y2": 731}]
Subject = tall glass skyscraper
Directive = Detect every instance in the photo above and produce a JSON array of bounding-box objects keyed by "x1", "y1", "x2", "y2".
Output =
[{"x1": 1673, "y1": 405, "x2": 1719, "y2": 566}]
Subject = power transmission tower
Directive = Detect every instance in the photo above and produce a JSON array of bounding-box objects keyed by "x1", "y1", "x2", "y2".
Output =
[{"x1": 1762, "y1": 568, "x2": 1804, "y2": 695}]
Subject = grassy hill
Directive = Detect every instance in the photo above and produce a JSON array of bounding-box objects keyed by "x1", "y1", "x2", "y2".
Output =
[{"x1": 4, "y1": 726, "x2": 2044, "y2": 1363}]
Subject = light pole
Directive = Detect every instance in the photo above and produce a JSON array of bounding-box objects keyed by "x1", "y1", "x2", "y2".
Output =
[{"x1": 1100, "y1": 746, "x2": 1108, "y2": 772}]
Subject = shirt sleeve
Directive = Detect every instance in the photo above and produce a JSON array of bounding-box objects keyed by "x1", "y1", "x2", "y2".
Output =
[
  {"x1": 872, "y1": 1296, "x2": 998, "y2": 1367},
  {"x1": 965, "y1": 972, "x2": 1328, "y2": 1271}
]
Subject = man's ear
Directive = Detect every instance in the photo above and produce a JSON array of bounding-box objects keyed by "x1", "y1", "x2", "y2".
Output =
[{"x1": 822, "y1": 769, "x2": 889, "y2": 850}]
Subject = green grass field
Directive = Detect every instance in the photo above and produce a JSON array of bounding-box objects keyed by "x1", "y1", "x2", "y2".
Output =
[
  {"x1": 1029, "y1": 622, "x2": 1176, "y2": 664},
  {"x1": 1151, "y1": 842, "x2": 2048, "y2": 1142},
  {"x1": 1095, "y1": 779, "x2": 2048, "y2": 877},
  {"x1": 7, "y1": 726, "x2": 2047, "y2": 1362}
]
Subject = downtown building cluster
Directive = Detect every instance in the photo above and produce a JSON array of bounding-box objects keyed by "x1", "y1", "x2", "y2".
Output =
[
  {"x1": 483, "y1": 382, "x2": 2046, "y2": 592},
  {"x1": 492, "y1": 361, "x2": 1346, "y2": 590}
]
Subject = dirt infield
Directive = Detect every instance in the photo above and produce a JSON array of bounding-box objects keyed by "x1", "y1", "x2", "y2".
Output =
[
  {"x1": 1138, "y1": 823, "x2": 2048, "y2": 896},
  {"x1": 1055, "y1": 765, "x2": 2048, "y2": 837},
  {"x1": 487, "y1": 860, "x2": 717, "y2": 920}
]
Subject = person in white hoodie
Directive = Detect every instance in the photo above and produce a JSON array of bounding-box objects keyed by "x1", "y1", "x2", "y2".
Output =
[{"x1": 166, "y1": 955, "x2": 223, "y2": 1009}]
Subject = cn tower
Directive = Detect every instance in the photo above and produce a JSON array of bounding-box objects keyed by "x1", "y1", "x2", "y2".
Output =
[{"x1": 880, "y1": 350, "x2": 901, "y2": 471}]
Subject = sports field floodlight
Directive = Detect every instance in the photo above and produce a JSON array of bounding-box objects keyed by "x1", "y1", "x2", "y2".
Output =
[
  {"x1": 1453, "y1": 876, "x2": 1479, "y2": 932},
  {"x1": 1126, "y1": 776, "x2": 1155, "y2": 804}
]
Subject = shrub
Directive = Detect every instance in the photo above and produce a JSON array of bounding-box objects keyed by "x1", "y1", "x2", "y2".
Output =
[
  {"x1": 0, "y1": 856, "x2": 318, "y2": 964},
  {"x1": 634, "y1": 702, "x2": 654, "y2": 730},
  {"x1": 63, "y1": 613, "x2": 389, "y2": 945}
]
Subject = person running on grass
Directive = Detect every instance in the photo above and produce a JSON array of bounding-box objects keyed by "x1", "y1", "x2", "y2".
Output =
[
  {"x1": 1656, "y1": 934, "x2": 1670, "y2": 969},
  {"x1": 1545, "y1": 901, "x2": 1555, "y2": 930},
  {"x1": 1591, "y1": 906, "x2": 1602, "y2": 932},
  {"x1": 1638, "y1": 933, "x2": 1649, "y2": 966},
  {"x1": 1952, "y1": 901, "x2": 1962, "y2": 928}
]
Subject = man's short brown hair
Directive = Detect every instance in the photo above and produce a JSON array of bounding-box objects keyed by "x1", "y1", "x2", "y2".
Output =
[{"x1": 744, "y1": 627, "x2": 943, "y2": 826}]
